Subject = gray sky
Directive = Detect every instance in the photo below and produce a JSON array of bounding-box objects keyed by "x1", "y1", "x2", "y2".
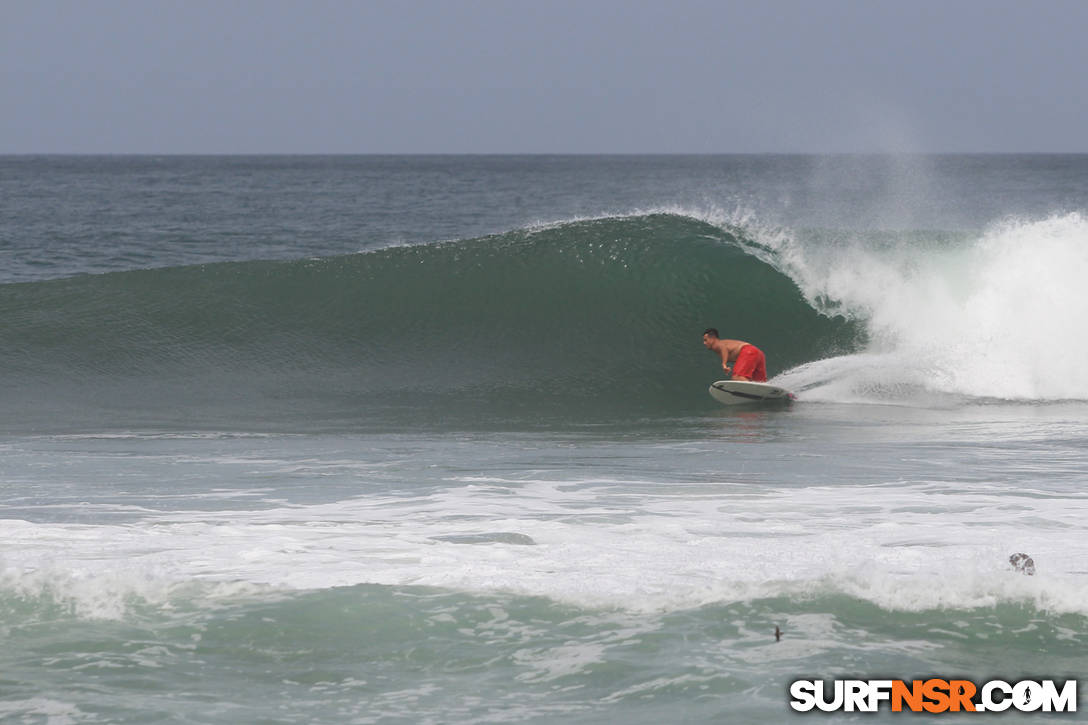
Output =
[{"x1": 4, "y1": 0, "x2": 1087, "y2": 153}]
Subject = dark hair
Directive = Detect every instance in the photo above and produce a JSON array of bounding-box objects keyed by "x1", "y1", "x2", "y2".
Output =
[{"x1": 703, "y1": 328, "x2": 719, "y2": 338}]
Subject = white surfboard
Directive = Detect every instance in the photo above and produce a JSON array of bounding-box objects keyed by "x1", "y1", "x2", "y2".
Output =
[{"x1": 709, "y1": 380, "x2": 794, "y2": 405}]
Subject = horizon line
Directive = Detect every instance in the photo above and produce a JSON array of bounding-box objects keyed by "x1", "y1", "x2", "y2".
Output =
[{"x1": 4, "y1": 150, "x2": 1088, "y2": 157}]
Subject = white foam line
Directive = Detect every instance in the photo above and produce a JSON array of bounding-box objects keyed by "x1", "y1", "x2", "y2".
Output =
[{"x1": 2, "y1": 478, "x2": 1086, "y2": 618}]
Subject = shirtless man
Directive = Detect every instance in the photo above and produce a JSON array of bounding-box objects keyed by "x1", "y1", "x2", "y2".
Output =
[{"x1": 702, "y1": 328, "x2": 768, "y2": 382}]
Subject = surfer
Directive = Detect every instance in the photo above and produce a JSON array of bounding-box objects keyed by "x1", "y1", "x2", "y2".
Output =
[{"x1": 702, "y1": 329, "x2": 768, "y2": 382}]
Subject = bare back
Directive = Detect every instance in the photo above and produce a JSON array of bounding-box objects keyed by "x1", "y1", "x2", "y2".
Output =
[{"x1": 714, "y1": 338, "x2": 750, "y2": 364}]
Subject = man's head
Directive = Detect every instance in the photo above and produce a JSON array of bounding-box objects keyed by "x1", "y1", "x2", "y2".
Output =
[{"x1": 702, "y1": 328, "x2": 720, "y2": 349}]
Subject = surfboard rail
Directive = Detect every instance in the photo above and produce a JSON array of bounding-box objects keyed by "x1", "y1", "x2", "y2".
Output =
[{"x1": 709, "y1": 380, "x2": 794, "y2": 405}]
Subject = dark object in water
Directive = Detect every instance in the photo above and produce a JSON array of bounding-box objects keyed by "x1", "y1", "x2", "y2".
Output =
[
  {"x1": 1009, "y1": 553, "x2": 1036, "y2": 576},
  {"x1": 775, "y1": 625, "x2": 782, "y2": 642}
]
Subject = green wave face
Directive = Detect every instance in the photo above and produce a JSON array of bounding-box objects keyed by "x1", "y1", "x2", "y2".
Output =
[{"x1": 0, "y1": 214, "x2": 860, "y2": 430}]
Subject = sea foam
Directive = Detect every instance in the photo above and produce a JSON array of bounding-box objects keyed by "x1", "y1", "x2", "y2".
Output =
[
  {"x1": 757, "y1": 212, "x2": 1088, "y2": 402},
  {"x1": 3, "y1": 477, "x2": 1086, "y2": 618}
]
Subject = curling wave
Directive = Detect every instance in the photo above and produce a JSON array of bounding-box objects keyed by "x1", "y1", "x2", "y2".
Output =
[{"x1": 0, "y1": 214, "x2": 858, "y2": 430}]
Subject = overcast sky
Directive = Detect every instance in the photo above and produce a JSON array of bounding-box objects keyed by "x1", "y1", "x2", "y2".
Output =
[{"x1": 4, "y1": 0, "x2": 1087, "y2": 154}]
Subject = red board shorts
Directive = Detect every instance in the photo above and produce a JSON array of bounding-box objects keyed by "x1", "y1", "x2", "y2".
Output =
[{"x1": 733, "y1": 344, "x2": 767, "y2": 382}]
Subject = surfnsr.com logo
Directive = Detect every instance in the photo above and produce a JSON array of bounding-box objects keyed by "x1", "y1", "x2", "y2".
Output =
[{"x1": 789, "y1": 679, "x2": 1077, "y2": 713}]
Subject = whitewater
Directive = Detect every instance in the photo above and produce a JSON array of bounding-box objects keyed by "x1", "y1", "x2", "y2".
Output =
[
  {"x1": 1, "y1": 155, "x2": 1086, "y2": 724},
  {"x1": 765, "y1": 211, "x2": 1088, "y2": 402}
]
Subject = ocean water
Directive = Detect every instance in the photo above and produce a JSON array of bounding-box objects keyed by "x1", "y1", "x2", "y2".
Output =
[{"x1": 1, "y1": 155, "x2": 1086, "y2": 723}]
